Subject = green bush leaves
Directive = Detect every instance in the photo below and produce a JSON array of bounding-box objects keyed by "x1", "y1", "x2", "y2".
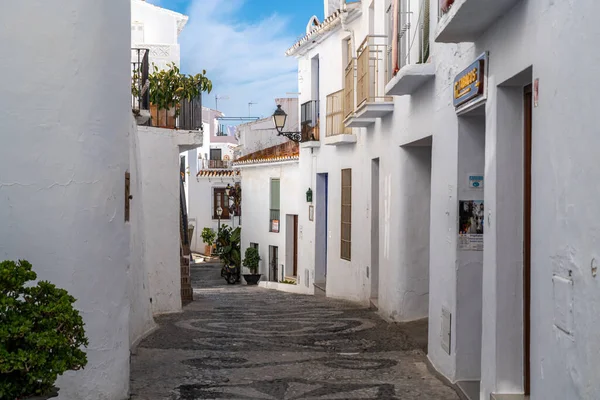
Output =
[{"x1": 0, "y1": 260, "x2": 88, "y2": 399}]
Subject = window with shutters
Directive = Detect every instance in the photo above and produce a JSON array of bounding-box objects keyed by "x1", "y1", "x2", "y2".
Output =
[
  {"x1": 341, "y1": 169, "x2": 352, "y2": 261},
  {"x1": 270, "y1": 179, "x2": 281, "y2": 233},
  {"x1": 213, "y1": 188, "x2": 230, "y2": 219}
]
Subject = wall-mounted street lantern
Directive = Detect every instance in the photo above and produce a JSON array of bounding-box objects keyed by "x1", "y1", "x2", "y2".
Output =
[
  {"x1": 272, "y1": 105, "x2": 301, "y2": 143},
  {"x1": 306, "y1": 188, "x2": 313, "y2": 203}
]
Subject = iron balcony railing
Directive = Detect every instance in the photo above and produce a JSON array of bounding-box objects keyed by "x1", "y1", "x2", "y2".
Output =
[
  {"x1": 131, "y1": 48, "x2": 149, "y2": 113},
  {"x1": 178, "y1": 94, "x2": 203, "y2": 131},
  {"x1": 301, "y1": 100, "x2": 320, "y2": 142},
  {"x1": 356, "y1": 35, "x2": 392, "y2": 109},
  {"x1": 326, "y1": 90, "x2": 352, "y2": 136}
]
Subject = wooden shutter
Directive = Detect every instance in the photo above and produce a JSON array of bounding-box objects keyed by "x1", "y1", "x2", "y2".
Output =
[
  {"x1": 341, "y1": 169, "x2": 352, "y2": 261},
  {"x1": 270, "y1": 179, "x2": 280, "y2": 210}
]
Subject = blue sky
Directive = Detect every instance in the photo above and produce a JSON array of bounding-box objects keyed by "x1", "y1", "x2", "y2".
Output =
[{"x1": 148, "y1": 0, "x2": 324, "y2": 120}]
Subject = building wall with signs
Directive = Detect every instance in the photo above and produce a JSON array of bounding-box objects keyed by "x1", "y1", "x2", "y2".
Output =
[
  {"x1": 290, "y1": 0, "x2": 431, "y2": 320},
  {"x1": 423, "y1": 1, "x2": 600, "y2": 399},
  {"x1": 289, "y1": 0, "x2": 600, "y2": 399}
]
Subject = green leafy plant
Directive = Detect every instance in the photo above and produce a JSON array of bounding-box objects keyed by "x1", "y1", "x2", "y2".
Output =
[
  {"x1": 201, "y1": 227, "x2": 216, "y2": 247},
  {"x1": 242, "y1": 247, "x2": 261, "y2": 275},
  {"x1": 0, "y1": 260, "x2": 88, "y2": 399},
  {"x1": 147, "y1": 63, "x2": 212, "y2": 117},
  {"x1": 215, "y1": 225, "x2": 241, "y2": 268},
  {"x1": 280, "y1": 279, "x2": 296, "y2": 285}
]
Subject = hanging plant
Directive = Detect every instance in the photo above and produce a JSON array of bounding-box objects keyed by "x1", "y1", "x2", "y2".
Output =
[{"x1": 147, "y1": 63, "x2": 213, "y2": 117}]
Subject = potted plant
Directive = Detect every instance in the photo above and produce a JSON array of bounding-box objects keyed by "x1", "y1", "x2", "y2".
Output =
[
  {"x1": 0, "y1": 260, "x2": 88, "y2": 400},
  {"x1": 215, "y1": 225, "x2": 241, "y2": 284},
  {"x1": 242, "y1": 247, "x2": 262, "y2": 285},
  {"x1": 147, "y1": 63, "x2": 212, "y2": 128},
  {"x1": 201, "y1": 227, "x2": 216, "y2": 256}
]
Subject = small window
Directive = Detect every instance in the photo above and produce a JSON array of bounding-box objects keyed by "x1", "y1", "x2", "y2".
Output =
[
  {"x1": 270, "y1": 179, "x2": 280, "y2": 232},
  {"x1": 210, "y1": 148, "x2": 222, "y2": 161},
  {"x1": 341, "y1": 169, "x2": 352, "y2": 261},
  {"x1": 213, "y1": 188, "x2": 230, "y2": 219}
]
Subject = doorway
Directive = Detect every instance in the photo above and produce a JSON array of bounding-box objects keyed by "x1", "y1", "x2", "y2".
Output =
[
  {"x1": 285, "y1": 215, "x2": 299, "y2": 279},
  {"x1": 269, "y1": 246, "x2": 278, "y2": 283},
  {"x1": 370, "y1": 159, "x2": 380, "y2": 304},
  {"x1": 523, "y1": 84, "x2": 532, "y2": 395},
  {"x1": 315, "y1": 173, "x2": 328, "y2": 293}
]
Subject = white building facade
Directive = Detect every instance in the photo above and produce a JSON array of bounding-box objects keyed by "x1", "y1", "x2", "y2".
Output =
[
  {"x1": 186, "y1": 108, "x2": 240, "y2": 253},
  {"x1": 235, "y1": 106, "x2": 305, "y2": 290},
  {"x1": 287, "y1": 0, "x2": 600, "y2": 399},
  {"x1": 131, "y1": 0, "x2": 188, "y2": 70}
]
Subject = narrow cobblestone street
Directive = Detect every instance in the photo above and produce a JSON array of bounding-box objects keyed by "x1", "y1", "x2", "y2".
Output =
[{"x1": 130, "y1": 262, "x2": 459, "y2": 399}]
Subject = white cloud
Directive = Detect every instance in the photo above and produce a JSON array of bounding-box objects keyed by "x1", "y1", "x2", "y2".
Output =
[{"x1": 179, "y1": 0, "x2": 299, "y2": 120}]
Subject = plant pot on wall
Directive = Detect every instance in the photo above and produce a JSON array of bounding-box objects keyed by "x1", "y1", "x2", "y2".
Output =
[
  {"x1": 243, "y1": 274, "x2": 261, "y2": 285},
  {"x1": 150, "y1": 104, "x2": 176, "y2": 129},
  {"x1": 204, "y1": 244, "x2": 212, "y2": 256}
]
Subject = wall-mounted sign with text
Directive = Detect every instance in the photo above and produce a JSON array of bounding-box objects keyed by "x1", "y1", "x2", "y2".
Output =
[
  {"x1": 453, "y1": 52, "x2": 487, "y2": 108},
  {"x1": 468, "y1": 174, "x2": 484, "y2": 189}
]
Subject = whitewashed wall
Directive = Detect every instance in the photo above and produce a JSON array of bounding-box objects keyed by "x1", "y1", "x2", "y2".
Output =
[
  {"x1": 136, "y1": 126, "x2": 202, "y2": 315},
  {"x1": 239, "y1": 162, "x2": 304, "y2": 289},
  {"x1": 0, "y1": 1, "x2": 131, "y2": 398},
  {"x1": 425, "y1": 0, "x2": 600, "y2": 398},
  {"x1": 128, "y1": 117, "x2": 157, "y2": 351}
]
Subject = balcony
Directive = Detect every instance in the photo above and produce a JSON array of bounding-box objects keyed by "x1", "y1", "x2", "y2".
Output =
[
  {"x1": 436, "y1": 0, "x2": 523, "y2": 43},
  {"x1": 132, "y1": 47, "x2": 202, "y2": 131},
  {"x1": 300, "y1": 100, "x2": 321, "y2": 149},
  {"x1": 385, "y1": 0, "x2": 436, "y2": 96},
  {"x1": 346, "y1": 35, "x2": 394, "y2": 128},
  {"x1": 325, "y1": 89, "x2": 356, "y2": 146},
  {"x1": 202, "y1": 159, "x2": 232, "y2": 169}
]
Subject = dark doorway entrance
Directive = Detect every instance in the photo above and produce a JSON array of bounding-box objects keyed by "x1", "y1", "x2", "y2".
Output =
[{"x1": 269, "y1": 245, "x2": 279, "y2": 283}]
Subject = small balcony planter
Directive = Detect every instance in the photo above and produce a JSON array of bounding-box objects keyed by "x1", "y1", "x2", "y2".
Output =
[
  {"x1": 201, "y1": 227, "x2": 216, "y2": 256},
  {"x1": 242, "y1": 247, "x2": 261, "y2": 286}
]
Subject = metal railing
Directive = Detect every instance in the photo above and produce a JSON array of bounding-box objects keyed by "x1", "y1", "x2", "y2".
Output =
[
  {"x1": 178, "y1": 94, "x2": 203, "y2": 131},
  {"x1": 203, "y1": 159, "x2": 231, "y2": 169},
  {"x1": 388, "y1": 0, "x2": 431, "y2": 82},
  {"x1": 326, "y1": 90, "x2": 352, "y2": 136},
  {"x1": 131, "y1": 48, "x2": 149, "y2": 112},
  {"x1": 356, "y1": 35, "x2": 392, "y2": 108},
  {"x1": 301, "y1": 100, "x2": 320, "y2": 141},
  {"x1": 344, "y1": 60, "x2": 355, "y2": 120}
]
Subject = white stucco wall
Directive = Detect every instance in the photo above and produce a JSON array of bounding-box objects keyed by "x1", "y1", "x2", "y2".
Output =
[
  {"x1": 137, "y1": 126, "x2": 203, "y2": 315},
  {"x1": 239, "y1": 162, "x2": 305, "y2": 290},
  {"x1": 423, "y1": 1, "x2": 600, "y2": 399},
  {"x1": 0, "y1": 1, "x2": 131, "y2": 398},
  {"x1": 129, "y1": 117, "x2": 157, "y2": 349}
]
